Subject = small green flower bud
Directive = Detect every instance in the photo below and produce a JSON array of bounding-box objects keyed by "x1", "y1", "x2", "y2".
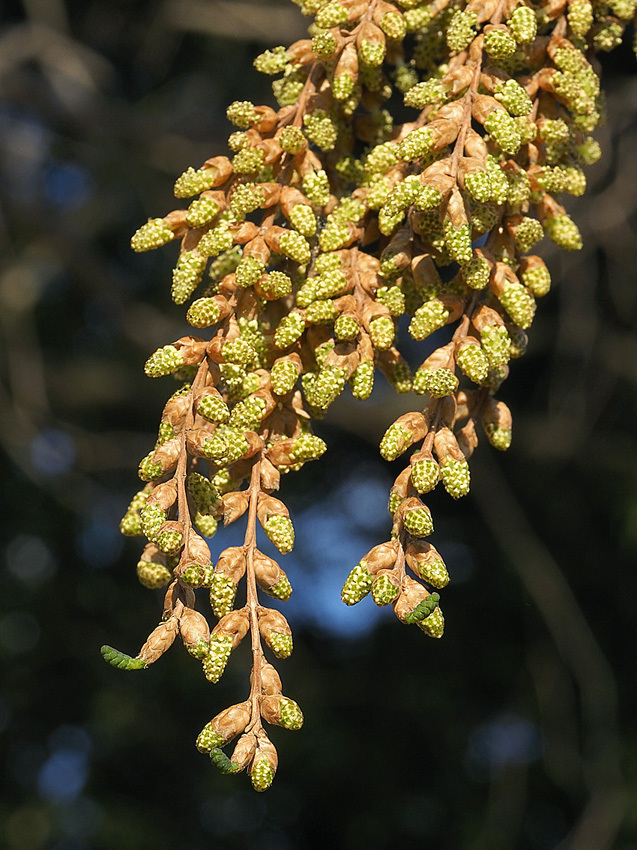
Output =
[
  {"x1": 131, "y1": 218, "x2": 174, "y2": 252},
  {"x1": 264, "y1": 573, "x2": 293, "y2": 601},
  {"x1": 396, "y1": 127, "x2": 434, "y2": 161},
  {"x1": 194, "y1": 513, "x2": 218, "y2": 538},
  {"x1": 261, "y1": 271, "x2": 292, "y2": 299},
  {"x1": 226, "y1": 100, "x2": 258, "y2": 128},
  {"x1": 278, "y1": 125, "x2": 306, "y2": 154},
  {"x1": 376, "y1": 286, "x2": 405, "y2": 317},
  {"x1": 312, "y1": 32, "x2": 337, "y2": 58},
  {"x1": 334, "y1": 315, "x2": 360, "y2": 340},
  {"x1": 250, "y1": 756, "x2": 275, "y2": 792},
  {"x1": 274, "y1": 312, "x2": 306, "y2": 348},
  {"x1": 457, "y1": 341, "x2": 489, "y2": 383},
  {"x1": 101, "y1": 645, "x2": 146, "y2": 670},
  {"x1": 544, "y1": 214, "x2": 583, "y2": 251},
  {"x1": 380, "y1": 11, "x2": 407, "y2": 39},
  {"x1": 509, "y1": 6, "x2": 537, "y2": 43},
  {"x1": 403, "y1": 505, "x2": 434, "y2": 537},
  {"x1": 303, "y1": 110, "x2": 338, "y2": 152},
  {"x1": 484, "y1": 422, "x2": 512, "y2": 451},
  {"x1": 209, "y1": 574, "x2": 237, "y2": 619},
  {"x1": 444, "y1": 221, "x2": 472, "y2": 265},
  {"x1": 315, "y1": 1, "x2": 348, "y2": 27},
  {"x1": 140, "y1": 504, "x2": 166, "y2": 542},
  {"x1": 576, "y1": 136, "x2": 601, "y2": 165},
  {"x1": 464, "y1": 170, "x2": 493, "y2": 203},
  {"x1": 521, "y1": 265, "x2": 551, "y2": 297},
  {"x1": 196, "y1": 726, "x2": 225, "y2": 753},
  {"x1": 144, "y1": 345, "x2": 184, "y2": 378},
  {"x1": 513, "y1": 217, "x2": 544, "y2": 253},
  {"x1": 254, "y1": 45, "x2": 289, "y2": 75},
  {"x1": 279, "y1": 697, "x2": 303, "y2": 730},
  {"x1": 305, "y1": 299, "x2": 339, "y2": 325},
  {"x1": 271, "y1": 360, "x2": 300, "y2": 395},
  {"x1": 481, "y1": 325, "x2": 511, "y2": 368},
  {"x1": 484, "y1": 27, "x2": 517, "y2": 58},
  {"x1": 411, "y1": 458, "x2": 440, "y2": 494},
  {"x1": 187, "y1": 297, "x2": 221, "y2": 328},
  {"x1": 318, "y1": 221, "x2": 351, "y2": 252},
  {"x1": 359, "y1": 39, "x2": 386, "y2": 66},
  {"x1": 350, "y1": 360, "x2": 375, "y2": 399},
  {"x1": 264, "y1": 516, "x2": 295, "y2": 554},
  {"x1": 186, "y1": 196, "x2": 219, "y2": 228},
  {"x1": 203, "y1": 634, "x2": 234, "y2": 682},
  {"x1": 222, "y1": 338, "x2": 255, "y2": 366},
  {"x1": 484, "y1": 109, "x2": 522, "y2": 156},
  {"x1": 413, "y1": 367, "x2": 458, "y2": 397},
  {"x1": 440, "y1": 459, "x2": 470, "y2": 499},
  {"x1": 181, "y1": 562, "x2": 207, "y2": 588},
  {"x1": 494, "y1": 79, "x2": 533, "y2": 117},
  {"x1": 157, "y1": 530, "x2": 183, "y2": 555},
  {"x1": 404, "y1": 79, "x2": 446, "y2": 109},
  {"x1": 137, "y1": 560, "x2": 172, "y2": 589},
  {"x1": 342, "y1": 562, "x2": 374, "y2": 605},
  {"x1": 138, "y1": 454, "x2": 164, "y2": 483},
  {"x1": 506, "y1": 171, "x2": 532, "y2": 207},
  {"x1": 232, "y1": 146, "x2": 265, "y2": 174},
  {"x1": 278, "y1": 231, "x2": 311, "y2": 265},
  {"x1": 380, "y1": 423, "x2": 412, "y2": 462},
  {"x1": 417, "y1": 605, "x2": 444, "y2": 638},
  {"x1": 198, "y1": 394, "x2": 230, "y2": 423},
  {"x1": 289, "y1": 204, "x2": 317, "y2": 237},
  {"x1": 302, "y1": 170, "x2": 331, "y2": 206},
  {"x1": 369, "y1": 316, "x2": 395, "y2": 350},
  {"x1": 498, "y1": 282, "x2": 536, "y2": 329},
  {"x1": 289, "y1": 434, "x2": 327, "y2": 462},
  {"x1": 446, "y1": 9, "x2": 477, "y2": 52},
  {"x1": 174, "y1": 166, "x2": 217, "y2": 198},
  {"x1": 198, "y1": 222, "x2": 234, "y2": 257},
  {"x1": 171, "y1": 251, "x2": 207, "y2": 304},
  {"x1": 265, "y1": 631, "x2": 293, "y2": 659},
  {"x1": 409, "y1": 300, "x2": 449, "y2": 340},
  {"x1": 463, "y1": 256, "x2": 491, "y2": 290},
  {"x1": 120, "y1": 511, "x2": 142, "y2": 537},
  {"x1": 404, "y1": 6, "x2": 432, "y2": 30},
  {"x1": 371, "y1": 573, "x2": 400, "y2": 606}
]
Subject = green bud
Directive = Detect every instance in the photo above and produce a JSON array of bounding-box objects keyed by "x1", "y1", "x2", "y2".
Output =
[
  {"x1": 341, "y1": 562, "x2": 374, "y2": 605},
  {"x1": 264, "y1": 515, "x2": 295, "y2": 554},
  {"x1": 403, "y1": 505, "x2": 434, "y2": 537},
  {"x1": 371, "y1": 573, "x2": 400, "y2": 606},
  {"x1": 131, "y1": 218, "x2": 174, "y2": 252},
  {"x1": 202, "y1": 634, "x2": 234, "y2": 682},
  {"x1": 101, "y1": 645, "x2": 146, "y2": 670},
  {"x1": 440, "y1": 459, "x2": 471, "y2": 499}
]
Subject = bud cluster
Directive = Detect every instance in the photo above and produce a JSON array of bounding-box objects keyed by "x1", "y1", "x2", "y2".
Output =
[{"x1": 106, "y1": 0, "x2": 628, "y2": 789}]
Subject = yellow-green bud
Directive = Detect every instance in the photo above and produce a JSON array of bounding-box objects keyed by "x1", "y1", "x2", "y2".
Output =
[
  {"x1": 187, "y1": 297, "x2": 221, "y2": 328},
  {"x1": 440, "y1": 459, "x2": 470, "y2": 499},
  {"x1": 341, "y1": 562, "x2": 374, "y2": 605},
  {"x1": 131, "y1": 218, "x2": 174, "y2": 252}
]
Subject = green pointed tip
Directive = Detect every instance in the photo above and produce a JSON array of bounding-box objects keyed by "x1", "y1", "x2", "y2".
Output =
[
  {"x1": 404, "y1": 594, "x2": 441, "y2": 624},
  {"x1": 210, "y1": 748, "x2": 239, "y2": 775},
  {"x1": 100, "y1": 645, "x2": 147, "y2": 670}
]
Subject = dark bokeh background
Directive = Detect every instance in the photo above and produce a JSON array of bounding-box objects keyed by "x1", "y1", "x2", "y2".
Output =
[{"x1": 1, "y1": 2, "x2": 636, "y2": 848}]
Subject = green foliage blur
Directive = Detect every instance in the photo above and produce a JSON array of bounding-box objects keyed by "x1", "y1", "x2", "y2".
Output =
[{"x1": 1, "y1": 2, "x2": 636, "y2": 848}]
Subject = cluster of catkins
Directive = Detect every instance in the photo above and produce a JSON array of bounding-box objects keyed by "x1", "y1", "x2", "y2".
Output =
[{"x1": 102, "y1": 0, "x2": 633, "y2": 789}]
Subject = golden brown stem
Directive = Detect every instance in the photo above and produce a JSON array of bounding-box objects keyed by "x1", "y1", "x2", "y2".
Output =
[{"x1": 244, "y1": 452, "x2": 265, "y2": 733}]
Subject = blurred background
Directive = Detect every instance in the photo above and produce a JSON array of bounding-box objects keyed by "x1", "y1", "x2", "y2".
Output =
[{"x1": 1, "y1": 1, "x2": 636, "y2": 848}]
